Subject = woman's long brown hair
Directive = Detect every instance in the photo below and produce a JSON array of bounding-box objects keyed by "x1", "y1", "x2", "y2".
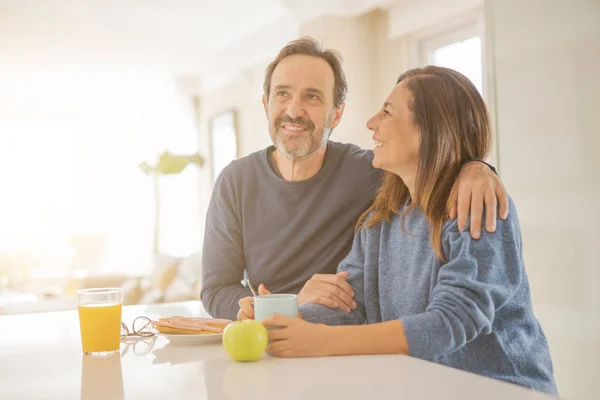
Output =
[{"x1": 357, "y1": 66, "x2": 492, "y2": 261}]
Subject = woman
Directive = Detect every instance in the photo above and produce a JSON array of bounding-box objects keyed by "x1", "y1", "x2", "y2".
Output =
[{"x1": 250, "y1": 66, "x2": 557, "y2": 395}]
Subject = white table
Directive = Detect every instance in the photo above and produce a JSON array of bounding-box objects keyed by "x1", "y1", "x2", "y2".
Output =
[{"x1": 0, "y1": 301, "x2": 557, "y2": 400}]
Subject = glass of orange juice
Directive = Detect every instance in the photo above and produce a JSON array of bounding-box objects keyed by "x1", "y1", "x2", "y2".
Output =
[{"x1": 77, "y1": 288, "x2": 123, "y2": 356}]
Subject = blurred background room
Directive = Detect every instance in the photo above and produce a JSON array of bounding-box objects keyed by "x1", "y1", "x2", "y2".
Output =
[{"x1": 0, "y1": 0, "x2": 598, "y2": 398}]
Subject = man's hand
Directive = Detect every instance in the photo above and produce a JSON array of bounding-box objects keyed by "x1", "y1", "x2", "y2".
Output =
[
  {"x1": 236, "y1": 284, "x2": 270, "y2": 320},
  {"x1": 297, "y1": 272, "x2": 356, "y2": 313},
  {"x1": 448, "y1": 161, "x2": 509, "y2": 239}
]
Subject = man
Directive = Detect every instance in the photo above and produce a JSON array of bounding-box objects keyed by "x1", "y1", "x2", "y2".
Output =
[{"x1": 201, "y1": 37, "x2": 508, "y2": 320}]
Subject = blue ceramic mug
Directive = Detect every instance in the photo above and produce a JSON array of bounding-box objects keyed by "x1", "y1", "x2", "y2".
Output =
[{"x1": 253, "y1": 294, "x2": 298, "y2": 325}]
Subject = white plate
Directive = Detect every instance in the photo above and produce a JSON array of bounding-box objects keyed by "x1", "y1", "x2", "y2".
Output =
[{"x1": 159, "y1": 332, "x2": 223, "y2": 345}]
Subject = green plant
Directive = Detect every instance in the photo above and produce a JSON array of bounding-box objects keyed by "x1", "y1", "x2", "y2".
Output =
[
  {"x1": 139, "y1": 151, "x2": 204, "y2": 175},
  {"x1": 139, "y1": 151, "x2": 204, "y2": 254}
]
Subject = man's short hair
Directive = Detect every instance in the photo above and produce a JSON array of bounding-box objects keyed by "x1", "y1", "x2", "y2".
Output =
[{"x1": 263, "y1": 37, "x2": 348, "y2": 108}]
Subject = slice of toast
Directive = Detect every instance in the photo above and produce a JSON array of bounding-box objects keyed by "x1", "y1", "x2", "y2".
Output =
[
  {"x1": 152, "y1": 317, "x2": 231, "y2": 335},
  {"x1": 154, "y1": 325, "x2": 217, "y2": 335}
]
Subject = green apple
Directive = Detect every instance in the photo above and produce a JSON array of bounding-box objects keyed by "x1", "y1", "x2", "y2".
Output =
[{"x1": 222, "y1": 320, "x2": 268, "y2": 362}]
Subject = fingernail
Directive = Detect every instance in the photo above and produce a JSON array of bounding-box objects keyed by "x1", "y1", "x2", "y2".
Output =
[
  {"x1": 474, "y1": 231, "x2": 480, "y2": 239},
  {"x1": 333, "y1": 303, "x2": 339, "y2": 308},
  {"x1": 350, "y1": 291, "x2": 355, "y2": 297},
  {"x1": 352, "y1": 301, "x2": 357, "y2": 309}
]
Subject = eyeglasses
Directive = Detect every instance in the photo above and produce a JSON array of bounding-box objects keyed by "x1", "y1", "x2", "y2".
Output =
[
  {"x1": 120, "y1": 316, "x2": 155, "y2": 340},
  {"x1": 120, "y1": 334, "x2": 157, "y2": 357},
  {"x1": 119, "y1": 316, "x2": 157, "y2": 357}
]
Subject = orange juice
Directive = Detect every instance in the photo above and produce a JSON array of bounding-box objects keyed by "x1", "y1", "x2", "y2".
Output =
[{"x1": 78, "y1": 303, "x2": 122, "y2": 354}]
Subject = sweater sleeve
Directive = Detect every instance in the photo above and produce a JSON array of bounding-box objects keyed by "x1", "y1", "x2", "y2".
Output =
[
  {"x1": 400, "y1": 200, "x2": 524, "y2": 358},
  {"x1": 200, "y1": 167, "x2": 251, "y2": 320},
  {"x1": 300, "y1": 227, "x2": 368, "y2": 325}
]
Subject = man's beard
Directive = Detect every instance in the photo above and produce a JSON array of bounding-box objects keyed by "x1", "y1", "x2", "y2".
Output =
[{"x1": 271, "y1": 114, "x2": 332, "y2": 161}]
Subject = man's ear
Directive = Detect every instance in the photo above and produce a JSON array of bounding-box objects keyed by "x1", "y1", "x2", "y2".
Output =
[
  {"x1": 329, "y1": 103, "x2": 346, "y2": 129},
  {"x1": 262, "y1": 95, "x2": 268, "y2": 118}
]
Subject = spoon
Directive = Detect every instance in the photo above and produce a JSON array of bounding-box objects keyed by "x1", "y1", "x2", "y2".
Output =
[{"x1": 246, "y1": 278, "x2": 257, "y2": 297}]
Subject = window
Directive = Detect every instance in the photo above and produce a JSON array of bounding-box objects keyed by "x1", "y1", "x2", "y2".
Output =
[
  {"x1": 418, "y1": 20, "x2": 484, "y2": 95},
  {"x1": 0, "y1": 75, "x2": 202, "y2": 281}
]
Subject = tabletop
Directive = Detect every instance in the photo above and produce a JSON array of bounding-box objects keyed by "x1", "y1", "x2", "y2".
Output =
[{"x1": 0, "y1": 301, "x2": 557, "y2": 400}]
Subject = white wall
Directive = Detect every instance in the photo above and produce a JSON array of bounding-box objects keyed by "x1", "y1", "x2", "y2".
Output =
[
  {"x1": 487, "y1": 0, "x2": 600, "y2": 398},
  {"x1": 371, "y1": 11, "x2": 412, "y2": 115}
]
